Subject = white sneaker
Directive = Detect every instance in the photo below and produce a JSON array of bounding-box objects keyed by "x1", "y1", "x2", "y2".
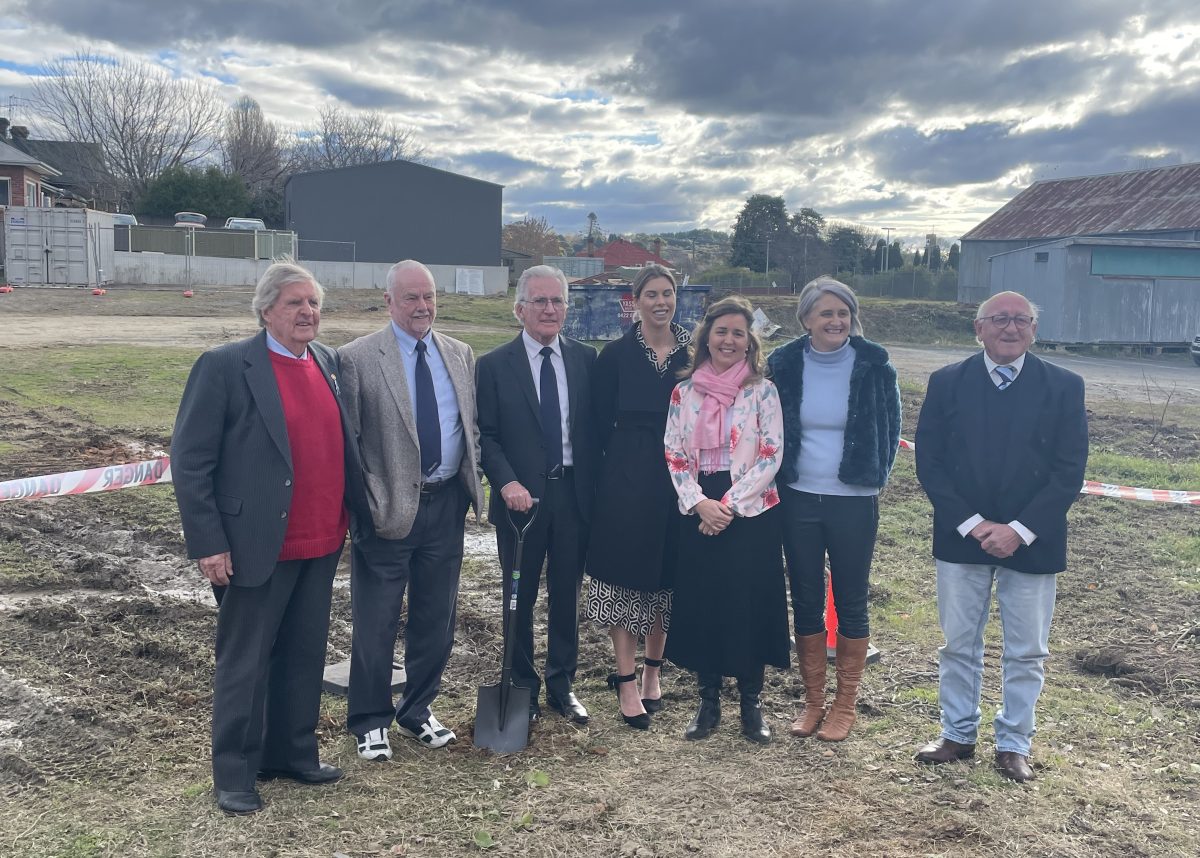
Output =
[
  {"x1": 397, "y1": 713, "x2": 456, "y2": 749},
  {"x1": 356, "y1": 727, "x2": 392, "y2": 761}
]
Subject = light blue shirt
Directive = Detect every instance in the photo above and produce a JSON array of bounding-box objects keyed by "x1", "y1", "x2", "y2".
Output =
[
  {"x1": 265, "y1": 331, "x2": 309, "y2": 360},
  {"x1": 391, "y1": 321, "x2": 465, "y2": 482}
]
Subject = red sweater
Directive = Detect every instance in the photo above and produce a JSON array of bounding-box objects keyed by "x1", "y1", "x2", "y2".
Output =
[{"x1": 270, "y1": 351, "x2": 349, "y2": 561}]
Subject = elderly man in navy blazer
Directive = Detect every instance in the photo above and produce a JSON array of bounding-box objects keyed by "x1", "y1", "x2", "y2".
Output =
[
  {"x1": 172, "y1": 261, "x2": 367, "y2": 815},
  {"x1": 914, "y1": 291, "x2": 1088, "y2": 783},
  {"x1": 476, "y1": 264, "x2": 598, "y2": 724}
]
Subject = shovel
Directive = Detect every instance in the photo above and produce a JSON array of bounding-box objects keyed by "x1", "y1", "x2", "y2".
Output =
[{"x1": 474, "y1": 501, "x2": 539, "y2": 753}]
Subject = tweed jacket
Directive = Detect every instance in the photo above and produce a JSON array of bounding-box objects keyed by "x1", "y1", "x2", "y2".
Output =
[
  {"x1": 664, "y1": 375, "x2": 784, "y2": 517},
  {"x1": 767, "y1": 334, "x2": 902, "y2": 488},
  {"x1": 338, "y1": 326, "x2": 484, "y2": 540}
]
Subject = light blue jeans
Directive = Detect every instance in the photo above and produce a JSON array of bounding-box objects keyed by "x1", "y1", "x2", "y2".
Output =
[{"x1": 935, "y1": 560, "x2": 1057, "y2": 756}]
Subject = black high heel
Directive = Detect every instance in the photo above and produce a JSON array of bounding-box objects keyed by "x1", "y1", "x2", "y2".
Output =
[
  {"x1": 607, "y1": 673, "x2": 651, "y2": 730},
  {"x1": 641, "y1": 658, "x2": 665, "y2": 714}
]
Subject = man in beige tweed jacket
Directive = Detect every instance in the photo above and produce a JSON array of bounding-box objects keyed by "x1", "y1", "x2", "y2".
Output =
[{"x1": 338, "y1": 260, "x2": 484, "y2": 760}]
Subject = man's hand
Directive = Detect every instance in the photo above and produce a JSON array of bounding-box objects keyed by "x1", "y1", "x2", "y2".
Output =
[
  {"x1": 694, "y1": 498, "x2": 733, "y2": 536},
  {"x1": 500, "y1": 480, "x2": 534, "y2": 512},
  {"x1": 198, "y1": 552, "x2": 233, "y2": 586},
  {"x1": 970, "y1": 521, "x2": 1023, "y2": 559}
]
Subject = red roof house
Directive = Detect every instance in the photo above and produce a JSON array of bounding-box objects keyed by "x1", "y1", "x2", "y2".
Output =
[{"x1": 577, "y1": 237, "x2": 672, "y2": 269}]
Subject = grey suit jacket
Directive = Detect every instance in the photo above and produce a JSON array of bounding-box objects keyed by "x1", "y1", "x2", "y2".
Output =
[
  {"x1": 339, "y1": 326, "x2": 484, "y2": 540},
  {"x1": 171, "y1": 330, "x2": 367, "y2": 587}
]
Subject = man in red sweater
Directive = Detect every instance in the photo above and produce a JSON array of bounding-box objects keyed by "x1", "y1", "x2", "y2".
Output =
[{"x1": 172, "y1": 261, "x2": 369, "y2": 816}]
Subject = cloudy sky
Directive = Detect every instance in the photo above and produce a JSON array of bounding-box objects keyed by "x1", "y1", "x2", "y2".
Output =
[{"x1": 3, "y1": 1, "x2": 1200, "y2": 247}]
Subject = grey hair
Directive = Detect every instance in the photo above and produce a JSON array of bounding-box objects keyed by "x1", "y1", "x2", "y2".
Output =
[
  {"x1": 386, "y1": 259, "x2": 436, "y2": 296},
  {"x1": 252, "y1": 258, "x2": 323, "y2": 326},
  {"x1": 796, "y1": 275, "x2": 863, "y2": 337},
  {"x1": 976, "y1": 290, "x2": 1040, "y2": 322},
  {"x1": 630, "y1": 263, "x2": 676, "y2": 298},
  {"x1": 514, "y1": 264, "x2": 569, "y2": 314}
]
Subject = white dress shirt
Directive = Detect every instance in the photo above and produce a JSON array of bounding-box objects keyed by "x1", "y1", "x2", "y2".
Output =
[
  {"x1": 522, "y1": 330, "x2": 573, "y2": 466},
  {"x1": 391, "y1": 322, "x2": 465, "y2": 482}
]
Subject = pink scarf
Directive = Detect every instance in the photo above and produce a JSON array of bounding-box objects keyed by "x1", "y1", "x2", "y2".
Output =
[{"x1": 690, "y1": 359, "x2": 750, "y2": 454}]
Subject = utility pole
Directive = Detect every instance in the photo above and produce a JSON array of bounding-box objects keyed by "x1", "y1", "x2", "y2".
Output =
[
  {"x1": 881, "y1": 226, "x2": 893, "y2": 273},
  {"x1": 764, "y1": 237, "x2": 771, "y2": 277}
]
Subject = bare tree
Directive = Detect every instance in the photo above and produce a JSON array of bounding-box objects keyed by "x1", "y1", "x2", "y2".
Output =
[
  {"x1": 29, "y1": 52, "x2": 224, "y2": 199},
  {"x1": 291, "y1": 105, "x2": 428, "y2": 171},
  {"x1": 222, "y1": 96, "x2": 284, "y2": 191}
]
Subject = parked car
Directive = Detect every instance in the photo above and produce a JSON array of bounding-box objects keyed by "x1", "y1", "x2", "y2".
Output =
[
  {"x1": 112, "y1": 213, "x2": 138, "y2": 226},
  {"x1": 174, "y1": 211, "x2": 207, "y2": 228},
  {"x1": 224, "y1": 217, "x2": 266, "y2": 231},
  {"x1": 1191, "y1": 332, "x2": 1200, "y2": 366}
]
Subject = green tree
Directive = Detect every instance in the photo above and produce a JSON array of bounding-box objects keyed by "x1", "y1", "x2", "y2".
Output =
[
  {"x1": 889, "y1": 241, "x2": 905, "y2": 271},
  {"x1": 826, "y1": 224, "x2": 872, "y2": 275},
  {"x1": 912, "y1": 249, "x2": 922, "y2": 267},
  {"x1": 730, "y1": 194, "x2": 789, "y2": 272},
  {"x1": 138, "y1": 165, "x2": 251, "y2": 221},
  {"x1": 928, "y1": 243, "x2": 943, "y2": 271},
  {"x1": 947, "y1": 242, "x2": 961, "y2": 270}
]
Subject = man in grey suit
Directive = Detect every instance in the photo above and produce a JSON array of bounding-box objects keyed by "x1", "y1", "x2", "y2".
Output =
[
  {"x1": 173, "y1": 261, "x2": 367, "y2": 815},
  {"x1": 476, "y1": 264, "x2": 598, "y2": 724},
  {"x1": 339, "y1": 259, "x2": 484, "y2": 760}
]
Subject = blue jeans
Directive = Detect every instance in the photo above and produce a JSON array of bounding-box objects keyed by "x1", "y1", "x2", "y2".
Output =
[{"x1": 935, "y1": 560, "x2": 1057, "y2": 756}]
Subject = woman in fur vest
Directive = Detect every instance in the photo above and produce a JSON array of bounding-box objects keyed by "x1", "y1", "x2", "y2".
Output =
[{"x1": 766, "y1": 276, "x2": 901, "y2": 742}]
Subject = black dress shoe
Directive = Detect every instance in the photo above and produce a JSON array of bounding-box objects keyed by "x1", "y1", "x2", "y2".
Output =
[
  {"x1": 216, "y1": 789, "x2": 264, "y2": 815},
  {"x1": 257, "y1": 763, "x2": 344, "y2": 785},
  {"x1": 529, "y1": 701, "x2": 541, "y2": 722},
  {"x1": 547, "y1": 692, "x2": 589, "y2": 725},
  {"x1": 915, "y1": 737, "x2": 976, "y2": 764},
  {"x1": 995, "y1": 751, "x2": 1035, "y2": 782}
]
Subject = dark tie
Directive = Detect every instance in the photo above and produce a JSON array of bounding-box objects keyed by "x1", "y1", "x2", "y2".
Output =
[
  {"x1": 539, "y1": 346, "x2": 564, "y2": 476},
  {"x1": 995, "y1": 364, "x2": 1016, "y2": 390},
  {"x1": 414, "y1": 340, "x2": 441, "y2": 478}
]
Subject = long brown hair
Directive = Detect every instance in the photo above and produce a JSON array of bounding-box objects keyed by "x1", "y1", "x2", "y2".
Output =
[{"x1": 678, "y1": 294, "x2": 763, "y2": 385}]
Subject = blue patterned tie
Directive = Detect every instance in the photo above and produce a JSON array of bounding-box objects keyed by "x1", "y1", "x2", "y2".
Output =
[
  {"x1": 414, "y1": 340, "x2": 441, "y2": 477},
  {"x1": 995, "y1": 364, "x2": 1016, "y2": 390},
  {"x1": 539, "y1": 346, "x2": 564, "y2": 476}
]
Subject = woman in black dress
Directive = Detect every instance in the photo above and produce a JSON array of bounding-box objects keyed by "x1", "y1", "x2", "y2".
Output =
[{"x1": 585, "y1": 264, "x2": 691, "y2": 729}]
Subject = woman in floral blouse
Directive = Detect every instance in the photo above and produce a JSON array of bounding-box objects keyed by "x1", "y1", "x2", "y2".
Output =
[{"x1": 663, "y1": 295, "x2": 790, "y2": 744}]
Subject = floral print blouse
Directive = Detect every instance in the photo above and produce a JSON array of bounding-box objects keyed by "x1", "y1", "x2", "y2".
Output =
[{"x1": 663, "y1": 375, "x2": 784, "y2": 518}]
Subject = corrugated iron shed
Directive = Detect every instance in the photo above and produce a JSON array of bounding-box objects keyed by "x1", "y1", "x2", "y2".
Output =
[{"x1": 963, "y1": 162, "x2": 1200, "y2": 241}]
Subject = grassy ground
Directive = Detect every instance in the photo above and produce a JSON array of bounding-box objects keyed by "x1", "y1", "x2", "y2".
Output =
[{"x1": 1, "y1": 293, "x2": 1198, "y2": 856}]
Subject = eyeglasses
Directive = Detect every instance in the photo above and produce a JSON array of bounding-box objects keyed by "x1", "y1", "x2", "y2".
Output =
[
  {"x1": 521, "y1": 297, "x2": 567, "y2": 310},
  {"x1": 982, "y1": 314, "x2": 1034, "y2": 330}
]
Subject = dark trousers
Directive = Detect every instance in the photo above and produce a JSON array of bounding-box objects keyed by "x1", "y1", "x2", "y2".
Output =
[
  {"x1": 211, "y1": 548, "x2": 340, "y2": 792},
  {"x1": 780, "y1": 487, "x2": 878, "y2": 640},
  {"x1": 347, "y1": 482, "x2": 467, "y2": 735},
  {"x1": 496, "y1": 471, "x2": 586, "y2": 702}
]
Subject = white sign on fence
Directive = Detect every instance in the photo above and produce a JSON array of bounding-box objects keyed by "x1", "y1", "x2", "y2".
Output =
[{"x1": 455, "y1": 267, "x2": 485, "y2": 295}]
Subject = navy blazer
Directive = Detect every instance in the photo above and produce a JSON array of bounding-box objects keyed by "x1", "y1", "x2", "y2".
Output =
[
  {"x1": 915, "y1": 351, "x2": 1088, "y2": 574},
  {"x1": 476, "y1": 333, "x2": 598, "y2": 525},
  {"x1": 171, "y1": 330, "x2": 370, "y2": 587}
]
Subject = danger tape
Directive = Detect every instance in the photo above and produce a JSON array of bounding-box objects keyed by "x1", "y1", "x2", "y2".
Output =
[
  {"x1": 0, "y1": 457, "x2": 172, "y2": 503},
  {"x1": 897, "y1": 438, "x2": 1199, "y2": 507}
]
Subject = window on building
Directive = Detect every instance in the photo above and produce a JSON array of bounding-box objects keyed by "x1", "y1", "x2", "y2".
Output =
[
  {"x1": 0, "y1": 178, "x2": 10, "y2": 206},
  {"x1": 25, "y1": 180, "x2": 38, "y2": 206},
  {"x1": 1034, "y1": 252, "x2": 1049, "y2": 262}
]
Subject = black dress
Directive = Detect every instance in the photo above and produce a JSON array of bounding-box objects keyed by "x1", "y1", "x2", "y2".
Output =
[{"x1": 584, "y1": 322, "x2": 690, "y2": 636}]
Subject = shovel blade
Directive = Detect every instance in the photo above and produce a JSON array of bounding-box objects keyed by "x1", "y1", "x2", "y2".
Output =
[{"x1": 473, "y1": 682, "x2": 532, "y2": 753}]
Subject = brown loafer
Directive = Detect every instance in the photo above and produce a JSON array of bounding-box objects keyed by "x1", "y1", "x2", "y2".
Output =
[
  {"x1": 915, "y1": 737, "x2": 976, "y2": 764},
  {"x1": 995, "y1": 751, "x2": 1035, "y2": 782}
]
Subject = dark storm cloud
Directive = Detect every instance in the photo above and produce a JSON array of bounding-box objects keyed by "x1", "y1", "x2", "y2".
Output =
[
  {"x1": 306, "y1": 69, "x2": 437, "y2": 111},
  {"x1": 442, "y1": 150, "x2": 547, "y2": 185},
  {"x1": 863, "y1": 88, "x2": 1200, "y2": 186}
]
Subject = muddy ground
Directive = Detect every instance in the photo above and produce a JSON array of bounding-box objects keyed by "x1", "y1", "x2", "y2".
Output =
[{"x1": 0, "y1": 287, "x2": 1198, "y2": 857}]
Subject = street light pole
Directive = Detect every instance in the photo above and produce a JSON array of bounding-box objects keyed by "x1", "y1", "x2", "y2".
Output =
[
  {"x1": 764, "y1": 237, "x2": 771, "y2": 276},
  {"x1": 881, "y1": 226, "x2": 893, "y2": 274}
]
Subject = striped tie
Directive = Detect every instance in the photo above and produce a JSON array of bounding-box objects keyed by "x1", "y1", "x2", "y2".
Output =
[{"x1": 995, "y1": 364, "x2": 1016, "y2": 390}]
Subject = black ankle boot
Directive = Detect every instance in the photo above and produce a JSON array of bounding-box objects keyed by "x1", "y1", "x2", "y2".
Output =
[
  {"x1": 685, "y1": 673, "x2": 721, "y2": 740},
  {"x1": 737, "y1": 673, "x2": 770, "y2": 745}
]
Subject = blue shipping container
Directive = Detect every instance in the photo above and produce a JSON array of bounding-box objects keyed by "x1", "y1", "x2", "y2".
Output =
[{"x1": 562, "y1": 284, "x2": 711, "y2": 341}]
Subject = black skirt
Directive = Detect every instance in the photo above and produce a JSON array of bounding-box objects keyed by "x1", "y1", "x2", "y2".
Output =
[
  {"x1": 586, "y1": 417, "x2": 681, "y2": 592},
  {"x1": 664, "y1": 471, "x2": 791, "y2": 678}
]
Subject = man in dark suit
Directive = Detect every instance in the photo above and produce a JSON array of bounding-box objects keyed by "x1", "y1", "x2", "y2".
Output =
[
  {"x1": 339, "y1": 260, "x2": 484, "y2": 760},
  {"x1": 914, "y1": 291, "x2": 1088, "y2": 782},
  {"x1": 476, "y1": 264, "x2": 597, "y2": 724},
  {"x1": 172, "y1": 261, "x2": 367, "y2": 815}
]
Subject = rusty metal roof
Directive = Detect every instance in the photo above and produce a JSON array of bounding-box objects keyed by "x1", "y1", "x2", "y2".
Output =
[{"x1": 963, "y1": 162, "x2": 1200, "y2": 241}]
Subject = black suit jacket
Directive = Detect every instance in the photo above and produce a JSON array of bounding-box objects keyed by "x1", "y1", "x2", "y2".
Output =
[
  {"x1": 171, "y1": 330, "x2": 370, "y2": 587},
  {"x1": 915, "y1": 351, "x2": 1088, "y2": 574},
  {"x1": 476, "y1": 333, "x2": 598, "y2": 525}
]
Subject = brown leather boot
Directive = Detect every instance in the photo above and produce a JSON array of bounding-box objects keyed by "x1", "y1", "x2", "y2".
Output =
[
  {"x1": 790, "y1": 632, "x2": 828, "y2": 737},
  {"x1": 816, "y1": 634, "x2": 869, "y2": 742}
]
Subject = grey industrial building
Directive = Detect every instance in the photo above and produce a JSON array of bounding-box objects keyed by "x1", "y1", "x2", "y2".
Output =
[
  {"x1": 959, "y1": 162, "x2": 1200, "y2": 345},
  {"x1": 284, "y1": 159, "x2": 502, "y2": 266}
]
